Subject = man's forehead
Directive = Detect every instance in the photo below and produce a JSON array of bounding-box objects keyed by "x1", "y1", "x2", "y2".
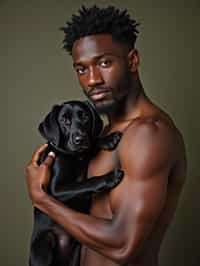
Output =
[{"x1": 72, "y1": 34, "x2": 127, "y2": 63}]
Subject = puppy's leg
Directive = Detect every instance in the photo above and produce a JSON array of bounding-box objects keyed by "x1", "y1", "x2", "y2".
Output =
[
  {"x1": 52, "y1": 225, "x2": 76, "y2": 266},
  {"x1": 30, "y1": 230, "x2": 56, "y2": 266},
  {"x1": 97, "y1": 131, "x2": 122, "y2": 150},
  {"x1": 69, "y1": 242, "x2": 81, "y2": 266},
  {"x1": 29, "y1": 209, "x2": 56, "y2": 266},
  {"x1": 52, "y1": 169, "x2": 124, "y2": 202}
]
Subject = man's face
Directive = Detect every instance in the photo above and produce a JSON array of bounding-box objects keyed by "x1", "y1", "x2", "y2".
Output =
[{"x1": 72, "y1": 34, "x2": 133, "y2": 114}]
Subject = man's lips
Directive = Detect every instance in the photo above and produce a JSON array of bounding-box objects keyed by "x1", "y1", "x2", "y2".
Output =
[{"x1": 90, "y1": 88, "x2": 111, "y2": 100}]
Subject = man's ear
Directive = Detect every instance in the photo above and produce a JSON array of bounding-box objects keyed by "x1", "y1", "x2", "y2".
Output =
[
  {"x1": 38, "y1": 104, "x2": 62, "y2": 146},
  {"x1": 128, "y1": 49, "x2": 140, "y2": 72}
]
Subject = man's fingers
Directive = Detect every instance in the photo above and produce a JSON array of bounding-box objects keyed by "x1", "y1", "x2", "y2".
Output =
[
  {"x1": 31, "y1": 143, "x2": 48, "y2": 166},
  {"x1": 42, "y1": 151, "x2": 56, "y2": 167}
]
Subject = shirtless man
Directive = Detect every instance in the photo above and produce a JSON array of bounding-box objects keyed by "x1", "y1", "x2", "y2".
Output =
[{"x1": 26, "y1": 5, "x2": 187, "y2": 266}]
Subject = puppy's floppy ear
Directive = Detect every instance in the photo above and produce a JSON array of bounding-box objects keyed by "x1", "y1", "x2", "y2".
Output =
[
  {"x1": 38, "y1": 104, "x2": 62, "y2": 146},
  {"x1": 84, "y1": 101, "x2": 103, "y2": 137}
]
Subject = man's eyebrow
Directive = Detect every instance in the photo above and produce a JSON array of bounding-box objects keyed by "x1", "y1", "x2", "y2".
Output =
[{"x1": 73, "y1": 53, "x2": 115, "y2": 67}]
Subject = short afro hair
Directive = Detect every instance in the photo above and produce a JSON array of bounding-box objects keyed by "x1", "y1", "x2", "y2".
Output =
[{"x1": 60, "y1": 5, "x2": 139, "y2": 55}]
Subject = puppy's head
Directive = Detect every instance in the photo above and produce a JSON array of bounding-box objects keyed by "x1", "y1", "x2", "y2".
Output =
[{"x1": 38, "y1": 100, "x2": 103, "y2": 153}]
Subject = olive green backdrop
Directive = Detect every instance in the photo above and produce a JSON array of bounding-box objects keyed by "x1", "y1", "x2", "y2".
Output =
[{"x1": 0, "y1": 0, "x2": 199, "y2": 265}]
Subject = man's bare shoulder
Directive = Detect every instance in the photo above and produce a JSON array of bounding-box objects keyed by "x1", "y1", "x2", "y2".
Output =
[
  {"x1": 119, "y1": 112, "x2": 176, "y2": 144},
  {"x1": 117, "y1": 112, "x2": 185, "y2": 172}
]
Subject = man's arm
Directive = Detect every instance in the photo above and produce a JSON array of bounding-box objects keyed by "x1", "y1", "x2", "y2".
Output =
[{"x1": 26, "y1": 120, "x2": 176, "y2": 264}]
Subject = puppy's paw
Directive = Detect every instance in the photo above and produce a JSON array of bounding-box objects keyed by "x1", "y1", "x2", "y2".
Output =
[
  {"x1": 109, "y1": 131, "x2": 123, "y2": 150},
  {"x1": 105, "y1": 169, "x2": 124, "y2": 189},
  {"x1": 100, "y1": 131, "x2": 123, "y2": 151},
  {"x1": 112, "y1": 169, "x2": 124, "y2": 185}
]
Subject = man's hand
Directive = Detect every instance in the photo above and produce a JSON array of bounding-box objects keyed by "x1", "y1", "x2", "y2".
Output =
[{"x1": 25, "y1": 143, "x2": 56, "y2": 205}]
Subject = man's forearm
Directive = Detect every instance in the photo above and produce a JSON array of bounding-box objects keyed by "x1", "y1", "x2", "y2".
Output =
[{"x1": 34, "y1": 191, "x2": 125, "y2": 262}]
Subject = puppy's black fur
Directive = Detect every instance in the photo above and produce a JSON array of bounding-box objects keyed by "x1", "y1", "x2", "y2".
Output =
[{"x1": 29, "y1": 100, "x2": 123, "y2": 266}]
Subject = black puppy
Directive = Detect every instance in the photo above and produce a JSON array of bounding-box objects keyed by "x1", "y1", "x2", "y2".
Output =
[{"x1": 29, "y1": 100, "x2": 123, "y2": 266}]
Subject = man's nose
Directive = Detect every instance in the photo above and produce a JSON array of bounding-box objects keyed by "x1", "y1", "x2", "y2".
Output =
[{"x1": 88, "y1": 66, "x2": 104, "y2": 88}]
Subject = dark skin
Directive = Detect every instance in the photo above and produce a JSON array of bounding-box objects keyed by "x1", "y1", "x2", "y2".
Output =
[{"x1": 26, "y1": 34, "x2": 187, "y2": 266}]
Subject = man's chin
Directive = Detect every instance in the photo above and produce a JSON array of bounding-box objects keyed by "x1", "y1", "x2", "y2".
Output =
[{"x1": 93, "y1": 100, "x2": 117, "y2": 114}]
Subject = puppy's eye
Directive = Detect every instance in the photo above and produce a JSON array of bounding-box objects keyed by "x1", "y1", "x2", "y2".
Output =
[
  {"x1": 78, "y1": 111, "x2": 89, "y2": 122},
  {"x1": 62, "y1": 116, "x2": 71, "y2": 126},
  {"x1": 82, "y1": 113, "x2": 89, "y2": 121}
]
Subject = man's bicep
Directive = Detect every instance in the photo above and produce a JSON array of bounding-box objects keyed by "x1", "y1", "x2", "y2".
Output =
[
  {"x1": 110, "y1": 168, "x2": 169, "y2": 235},
  {"x1": 123, "y1": 169, "x2": 168, "y2": 222}
]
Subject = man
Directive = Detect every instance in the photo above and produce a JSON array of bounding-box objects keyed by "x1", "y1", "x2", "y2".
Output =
[{"x1": 26, "y1": 5, "x2": 187, "y2": 266}]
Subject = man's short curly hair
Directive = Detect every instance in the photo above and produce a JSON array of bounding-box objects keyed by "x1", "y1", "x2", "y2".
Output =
[{"x1": 60, "y1": 5, "x2": 139, "y2": 55}]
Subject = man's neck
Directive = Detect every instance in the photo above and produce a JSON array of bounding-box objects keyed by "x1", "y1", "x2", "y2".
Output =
[{"x1": 106, "y1": 78, "x2": 147, "y2": 127}]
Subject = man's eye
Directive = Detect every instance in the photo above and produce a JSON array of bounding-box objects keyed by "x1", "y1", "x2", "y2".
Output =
[
  {"x1": 99, "y1": 60, "x2": 112, "y2": 68},
  {"x1": 76, "y1": 67, "x2": 86, "y2": 75}
]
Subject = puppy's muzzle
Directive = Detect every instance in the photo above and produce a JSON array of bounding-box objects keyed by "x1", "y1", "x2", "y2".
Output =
[{"x1": 73, "y1": 132, "x2": 89, "y2": 146}]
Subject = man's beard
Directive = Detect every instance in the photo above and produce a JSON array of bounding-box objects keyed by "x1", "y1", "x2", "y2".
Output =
[
  {"x1": 82, "y1": 89, "x2": 119, "y2": 114},
  {"x1": 93, "y1": 100, "x2": 117, "y2": 114}
]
